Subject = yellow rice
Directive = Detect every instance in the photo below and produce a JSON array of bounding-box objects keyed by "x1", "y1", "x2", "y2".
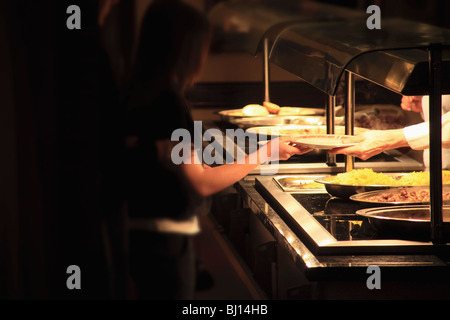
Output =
[
  {"x1": 327, "y1": 168, "x2": 450, "y2": 186},
  {"x1": 397, "y1": 170, "x2": 450, "y2": 185}
]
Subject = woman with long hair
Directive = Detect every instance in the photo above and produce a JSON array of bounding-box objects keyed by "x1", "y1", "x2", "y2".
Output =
[{"x1": 124, "y1": 0, "x2": 310, "y2": 299}]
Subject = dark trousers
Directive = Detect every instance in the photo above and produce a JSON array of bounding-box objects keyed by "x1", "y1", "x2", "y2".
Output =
[{"x1": 129, "y1": 230, "x2": 195, "y2": 299}]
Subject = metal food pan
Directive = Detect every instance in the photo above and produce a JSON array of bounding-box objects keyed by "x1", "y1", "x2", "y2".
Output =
[
  {"x1": 315, "y1": 173, "x2": 421, "y2": 199},
  {"x1": 350, "y1": 186, "x2": 450, "y2": 206},
  {"x1": 274, "y1": 175, "x2": 328, "y2": 193},
  {"x1": 356, "y1": 205, "x2": 450, "y2": 240}
]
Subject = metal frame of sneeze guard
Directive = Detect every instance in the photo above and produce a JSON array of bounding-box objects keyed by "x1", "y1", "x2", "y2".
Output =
[
  {"x1": 268, "y1": 18, "x2": 450, "y2": 96},
  {"x1": 266, "y1": 18, "x2": 450, "y2": 244}
]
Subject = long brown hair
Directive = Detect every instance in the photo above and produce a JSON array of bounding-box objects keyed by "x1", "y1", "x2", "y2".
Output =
[{"x1": 132, "y1": 0, "x2": 212, "y2": 95}]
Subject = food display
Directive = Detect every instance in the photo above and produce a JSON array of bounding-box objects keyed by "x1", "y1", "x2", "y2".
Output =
[
  {"x1": 315, "y1": 169, "x2": 450, "y2": 198},
  {"x1": 364, "y1": 188, "x2": 450, "y2": 203},
  {"x1": 353, "y1": 105, "x2": 407, "y2": 130},
  {"x1": 355, "y1": 205, "x2": 450, "y2": 241},
  {"x1": 218, "y1": 102, "x2": 326, "y2": 123},
  {"x1": 395, "y1": 171, "x2": 450, "y2": 186},
  {"x1": 351, "y1": 187, "x2": 450, "y2": 204},
  {"x1": 242, "y1": 104, "x2": 270, "y2": 116},
  {"x1": 263, "y1": 101, "x2": 281, "y2": 114},
  {"x1": 326, "y1": 168, "x2": 400, "y2": 186},
  {"x1": 324, "y1": 168, "x2": 450, "y2": 186}
]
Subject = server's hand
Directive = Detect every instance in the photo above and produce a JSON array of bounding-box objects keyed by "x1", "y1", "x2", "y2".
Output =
[
  {"x1": 401, "y1": 96, "x2": 423, "y2": 113},
  {"x1": 329, "y1": 129, "x2": 408, "y2": 160}
]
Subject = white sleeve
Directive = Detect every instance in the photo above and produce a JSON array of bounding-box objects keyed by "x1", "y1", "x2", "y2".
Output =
[
  {"x1": 443, "y1": 112, "x2": 450, "y2": 148},
  {"x1": 443, "y1": 95, "x2": 450, "y2": 113},
  {"x1": 421, "y1": 94, "x2": 450, "y2": 120},
  {"x1": 403, "y1": 121, "x2": 429, "y2": 150},
  {"x1": 403, "y1": 111, "x2": 450, "y2": 149}
]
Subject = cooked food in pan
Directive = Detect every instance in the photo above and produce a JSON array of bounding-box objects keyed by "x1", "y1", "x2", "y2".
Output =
[
  {"x1": 326, "y1": 168, "x2": 400, "y2": 186},
  {"x1": 395, "y1": 170, "x2": 450, "y2": 186},
  {"x1": 316, "y1": 169, "x2": 450, "y2": 198},
  {"x1": 325, "y1": 168, "x2": 450, "y2": 186},
  {"x1": 358, "y1": 188, "x2": 450, "y2": 203}
]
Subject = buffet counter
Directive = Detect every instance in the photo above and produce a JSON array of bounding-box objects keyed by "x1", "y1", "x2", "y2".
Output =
[
  {"x1": 195, "y1": 109, "x2": 450, "y2": 298},
  {"x1": 224, "y1": 175, "x2": 450, "y2": 299},
  {"x1": 202, "y1": 3, "x2": 450, "y2": 299}
]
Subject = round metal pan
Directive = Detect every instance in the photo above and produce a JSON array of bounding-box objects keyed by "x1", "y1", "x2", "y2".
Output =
[
  {"x1": 315, "y1": 173, "x2": 412, "y2": 199},
  {"x1": 356, "y1": 205, "x2": 450, "y2": 240},
  {"x1": 349, "y1": 187, "x2": 431, "y2": 205}
]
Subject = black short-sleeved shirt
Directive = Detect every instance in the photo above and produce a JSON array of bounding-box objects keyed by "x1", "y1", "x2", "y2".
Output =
[{"x1": 125, "y1": 89, "x2": 193, "y2": 220}]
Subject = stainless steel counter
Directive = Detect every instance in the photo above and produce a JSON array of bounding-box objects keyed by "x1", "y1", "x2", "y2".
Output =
[
  {"x1": 231, "y1": 175, "x2": 450, "y2": 299},
  {"x1": 198, "y1": 110, "x2": 450, "y2": 298},
  {"x1": 254, "y1": 175, "x2": 448, "y2": 255}
]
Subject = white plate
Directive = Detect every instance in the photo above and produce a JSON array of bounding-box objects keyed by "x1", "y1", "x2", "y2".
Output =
[
  {"x1": 218, "y1": 109, "x2": 268, "y2": 118},
  {"x1": 246, "y1": 125, "x2": 322, "y2": 136},
  {"x1": 246, "y1": 125, "x2": 368, "y2": 137},
  {"x1": 292, "y1": 134, "x2": 357, "y2": 149},
  {"x1": 218, "y1": 107, "x2": 325, "y2": 119}
]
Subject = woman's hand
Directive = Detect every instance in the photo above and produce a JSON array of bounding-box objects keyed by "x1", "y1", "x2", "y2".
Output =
[
  {"x1": 266, "y1": 136, "x2": 313, "y2": 161},
  {"x1": 279, "y1": 136, "x2": 314, "y2": 160}
]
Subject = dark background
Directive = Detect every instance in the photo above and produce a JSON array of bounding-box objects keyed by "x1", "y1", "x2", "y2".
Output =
[{"x1": 0, "y1": 0, "x2": 448, "y2": 299}]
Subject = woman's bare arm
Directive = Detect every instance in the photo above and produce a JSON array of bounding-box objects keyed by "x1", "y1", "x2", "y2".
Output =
[{"x1": 156, "y1": 137, "x2": 311, "y2": 197}]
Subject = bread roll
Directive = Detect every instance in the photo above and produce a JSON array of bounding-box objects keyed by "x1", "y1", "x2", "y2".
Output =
[
  {"x1": 242, "y1": 104, "x2": 270, "y2": 116},
  {"x1": 263, "y1": 101, "x2": 281, "y2": 114}
]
